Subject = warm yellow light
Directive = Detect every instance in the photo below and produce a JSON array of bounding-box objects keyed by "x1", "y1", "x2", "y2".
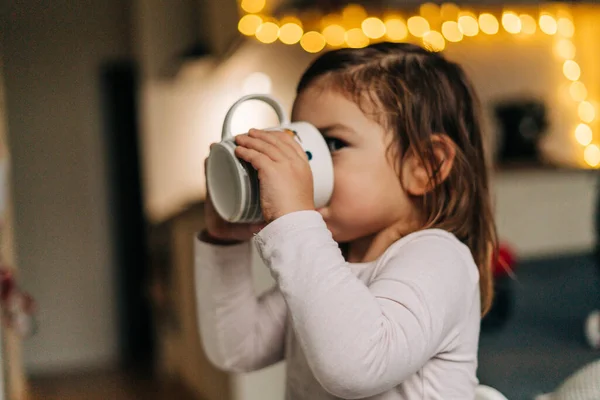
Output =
[
  {"x1": 345, "y1": 28, "x2": 369, "y2": 48},
  {"x1": 423, "y1": 31, "x2": 446, "y2": 52},
  {"x1": 519, "y1": 14, "x2": 537, "y2": 34},
  {"x1": 279, "y1": 23, "x2": 303, "y2": 44},
  {"x1": 255, "y1": 22, "x2": 279, "y2": 43},
  {"x1": 300, "y1": 31, "x2": 326, "y2": 53},
  {"x1": 563, "y1": 60, "x2": 581, "y2": 81},
  {"x1": 575, "y1": 123, "x2": 593, "y2": 146},
  {"x1": 279, "y1": 15, "x2": 302, "y2": 26},
  {"x1": 570, "y1": 81, "x2": 588, "y2": 102},
  {"x1": 241, "y1": 0, "x2": 266, "y2": 14},
  {"x1": 554, "y1": 39, "x2": 576, "y2": 60},
  {"x1": 407, "y1": 16, "x2": 430, "y2": 38},
  {"x1": 458, "y1": 13, "x2": 479, "y2": 37},
  {"x1": 556, "y1": 9, "x2": 573, "y2": 20},
  {"x1": 579, "y1": 101, "x2": 596, "y2": 123},
  {"x1": 322, "y1": 24, "x2": 346, "y2": 46},
  {"x1": 539, "y1": 14, "x2": 558, "y2": 35},
  {"x1": 238, "y1": 14, "x2": 263, "y2": 36},
  {"x1": 440, "y1": 3, "x2": 460, "y2": 21},
  {"x1": 420, "y1": 3, "x2": 440, "y2": 19},
  {"x1": 584, "y1": 144, "x2": 600, "y2": 167},
  {"x1": 385, "y1": 18, "x2": 408, "y2": 42},
  {"x1": 442, "y1": 21, "x2": 463, "y2": 42},
  {"x1": 279, "y1": 15, "x2": 303, "y2": 27},
  {"x1": 557, "y1": 17, "x2": 575, "y2": 38},
  {"x1": 479, "y1": 13, "x2": 499, "y2": 35},
  {"x1": 342, "y1": 4, "x2": 368, "y2": 27},
  {"x1": 362, "y1": 17, "x2": 386, "y2": 39},
  {"x1": 502, "y1": 12, "x2": 522, "y2": 34},
  {"x1": 320, "y1": 13, "x2": 342, "y2": 30}
]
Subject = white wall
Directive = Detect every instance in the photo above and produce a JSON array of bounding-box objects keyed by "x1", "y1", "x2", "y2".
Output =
[
  {"x1": 3, "y1": 1, "x2": 130, "y2": 372},
  {"x1": 140, "y1": 42, "x2": 315, "y2": 223}
]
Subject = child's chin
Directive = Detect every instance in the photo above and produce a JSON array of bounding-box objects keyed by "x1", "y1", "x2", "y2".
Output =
[{"x1": 329, "y1": 226, "x2": 356, "y2": 244}]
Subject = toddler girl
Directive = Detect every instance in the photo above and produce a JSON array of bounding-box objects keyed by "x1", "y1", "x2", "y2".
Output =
[{"x1": 196, "y1": 42, "x2": 497, "y2": 399}]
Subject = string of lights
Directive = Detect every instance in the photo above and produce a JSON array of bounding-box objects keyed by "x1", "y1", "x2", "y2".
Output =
[{"x1": 237, "y1": 1, "x2": 598, "y2": 168}]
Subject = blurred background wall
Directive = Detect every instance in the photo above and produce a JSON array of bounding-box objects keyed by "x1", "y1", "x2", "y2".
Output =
[
  {"x1": 3, "y1": 0, "x2": 131, "y2": 372},
  {"x1": 2, "y1": 1, "x2": 600, "y2": 399}
]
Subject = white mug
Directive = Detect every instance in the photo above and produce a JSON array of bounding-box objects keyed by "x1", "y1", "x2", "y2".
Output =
[{"x1": 206, "y1": 94, "x2": 334, "y2": 223}]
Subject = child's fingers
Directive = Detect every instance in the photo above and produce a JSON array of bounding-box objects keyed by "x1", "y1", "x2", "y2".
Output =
[
  {"x1": 272, "y1": 131, "x2": 308, "y2": 160},
  {"x1": 249, "y1": 129, "x2": 303, "y2": 161},
  {"x1": 234, "y1": 146, "x2": 273, "y2": 172},
  {"x1": 236, "y1": 134, "x2": 283, "y2": 162}
]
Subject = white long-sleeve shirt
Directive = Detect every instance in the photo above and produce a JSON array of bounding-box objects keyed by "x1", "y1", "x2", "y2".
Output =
[{"x1": 195, "y1": 210, "x2": 481, "y2": 399}]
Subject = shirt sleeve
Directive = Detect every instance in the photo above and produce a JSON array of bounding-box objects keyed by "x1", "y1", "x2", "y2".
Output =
[
  {"x1": 254, "y1": 211, "x2": 478, "y2": 399},
  {"x1": 195, "y1": 236, "x2": 288, "y2": 373}
]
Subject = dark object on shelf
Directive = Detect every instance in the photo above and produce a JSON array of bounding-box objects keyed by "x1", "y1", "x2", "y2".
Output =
[{"x1": 494, "y1": 99, "x2": 548, "y2": 164}]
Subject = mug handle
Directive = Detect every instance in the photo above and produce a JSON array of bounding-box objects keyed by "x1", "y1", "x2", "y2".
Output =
[{"x1": 221, "y1": 94, "x2": 291, "y2": 140}]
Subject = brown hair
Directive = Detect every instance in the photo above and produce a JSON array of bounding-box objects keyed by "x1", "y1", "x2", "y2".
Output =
[{"x1": 297, "y1": 42, "x2": 498, "y2": 316}]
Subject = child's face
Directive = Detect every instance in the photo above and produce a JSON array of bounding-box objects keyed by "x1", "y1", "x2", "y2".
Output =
[{"x1": 292, "y1": 85, "x2": 417, "y2": 243}]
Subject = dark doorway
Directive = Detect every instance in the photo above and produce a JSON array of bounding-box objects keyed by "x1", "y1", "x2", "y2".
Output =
[{"x1": 100, "y1": 61, "x2": 154, "y2": 369}]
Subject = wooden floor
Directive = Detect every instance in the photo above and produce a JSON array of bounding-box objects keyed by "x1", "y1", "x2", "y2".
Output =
[{"x1": 29, "y1": 369, "x2": 199, "y2": 400}]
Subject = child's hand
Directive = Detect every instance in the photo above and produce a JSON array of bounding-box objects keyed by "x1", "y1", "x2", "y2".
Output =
[{"x1": 235, "y1": 129, "x2": 315, "y2": 223}]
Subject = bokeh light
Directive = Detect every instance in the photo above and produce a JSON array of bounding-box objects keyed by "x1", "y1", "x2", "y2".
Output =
[
  {"x1": 563, "y1": 60, "x2": 581, "y2": 81},
  {"x1": 539, "y1": 14, "x2": 558, "y2": 35},
  {"x1": 322, "y1": 24, "x2": 346, "y2": 46},
  {"x1": 300, "y1": 31, "x2": 326, "y2": 53},
  {"x1": 255, "y1": 22, "x2": 279, "y2": 43},
  {"x1": 575, "y1": 123, "x2": 593, "y2": 146},
  {"x1": 584, "y1": 144, "x2": 600, "y2": 167},
  {"x1": 458, "y1": 13, "x2": 479, "y2": 36},
  {"x1": 241, "y1": 0, "x2": 266, "y2": 14},
  {"x1": 420, "y1": 3, "x2": 440, "y2": 19},
  {"x1": 345, "y1": 28, "x2": 370, "y2": 48},
  {"x1": 502, "y1": 12, "x2": 521, "y2": 34},
  {"x1": 570, "y1": 81, "x2": 588, "y2": 102},
  {"x1": 479, "y1": 13, "x2": 499, "y2": 35},
  {"x1": 557, "y1": 17, "x2": 575, "y2": 38},
  {"x1": 279, "y1": 23, "x2": 303, "y2": 44},
  {"x1": 442, "y1": 21, "x2": 463, "y2": 42},
  {"x1": 385, "y1": 18, "x2": 408, "y2": 41},
  {"x1": 342, "y1": 4, "x2": 368, "y2": 27},
  {"x1": 408, "y1": 16, "x2": 430, "y2": 37},
  {"x1": 440, "y1": 3, "x2": 460, "y2": 21},
  {"x1": 578, "y1": 101, "x2": 596, "y2": 123},
  {"x1": 520, "y1": 14, "x2": 537, "y2": 34},
  {"x1": 238, "y1": 14, "x2": 263, "y2": 36},
  {"x1": 554, "y1": 39, "x2": 576, "y2": 60},
  {"x1": 362, "y1": 17, "x2": 386, "y2": 39},
  {"x1": 423, "y1": 30, "x2": 445, "y2": 51}
]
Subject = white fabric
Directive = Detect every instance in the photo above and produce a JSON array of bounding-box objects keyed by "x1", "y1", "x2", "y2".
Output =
[
  {"x1": 196, "y1": 210, "x2": 482, "y2": 399},
  {"x1": 475, "y1": 385, "x2": 509, "y2": 400},
  {"x1": 538, "y1": 359, "x2": 600, "y2": 400}
]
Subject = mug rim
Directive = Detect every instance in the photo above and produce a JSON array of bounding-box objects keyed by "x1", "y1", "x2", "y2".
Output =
[{"x1": 207, "y1": 143, "x2": 245, "y2": 222}]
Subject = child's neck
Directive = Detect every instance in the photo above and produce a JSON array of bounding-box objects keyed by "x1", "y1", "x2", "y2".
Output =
[{"x1": 347, "y1": 234, "x2": 376, "y2": 263}]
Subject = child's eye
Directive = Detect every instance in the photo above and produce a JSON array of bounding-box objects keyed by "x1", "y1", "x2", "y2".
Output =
[{"x1": 325, "y1": 137, "x2": 348, "y2": 153}]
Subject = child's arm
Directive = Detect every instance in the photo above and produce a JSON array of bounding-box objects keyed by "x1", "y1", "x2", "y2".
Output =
[
  {"x1": 255, "y1": 211, "x2": 478, "y2": 398},
  {"x1": 195, "y1": 235, "x2": 287, "y2": 373}
]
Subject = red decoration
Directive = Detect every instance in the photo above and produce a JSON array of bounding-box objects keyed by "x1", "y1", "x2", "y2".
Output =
[
  {"x1": 492, "y1": 243, "x2": 517, "y2": 278},
  {"x1": 0, "y1": 267, "x2": 36, "y2": 336}
]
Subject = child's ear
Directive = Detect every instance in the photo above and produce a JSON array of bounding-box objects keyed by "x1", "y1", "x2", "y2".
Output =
[{"x1": 402, "y1": 134, "x2": 456, "y2": 196}]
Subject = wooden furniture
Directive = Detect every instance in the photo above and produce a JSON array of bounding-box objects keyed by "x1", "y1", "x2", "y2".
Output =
[{"x1": 148, "y1": 203, "x2": 231, "y2": 400}]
